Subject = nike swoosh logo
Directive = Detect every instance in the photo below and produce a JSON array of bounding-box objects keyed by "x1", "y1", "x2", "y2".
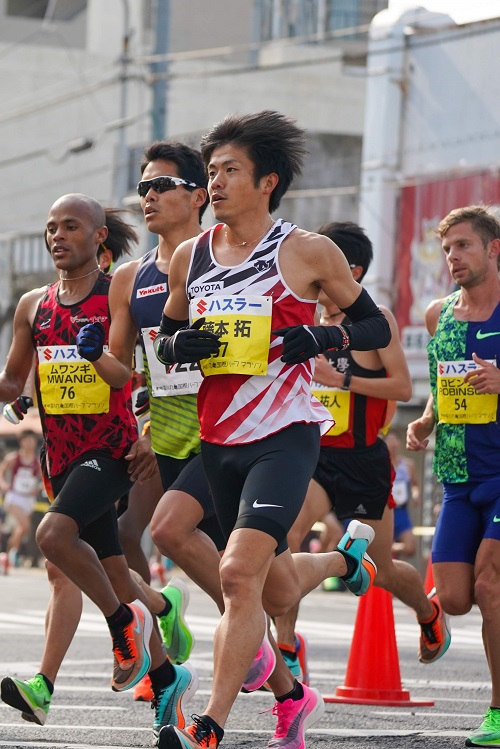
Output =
[
  {"x1": 134, "y1": 620, "x2": 141, "y2": 634},
  {"x1": 493, "y1": 516, "x2": 500, "y2": 523},
  {"x1": 252, "y1": 499, "x2": 284, "y2": 509},
  {"x1": 476, "y1": 330, "x2": 500, "y2": 339}
]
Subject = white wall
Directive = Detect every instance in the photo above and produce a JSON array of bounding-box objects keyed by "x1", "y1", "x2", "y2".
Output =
[{"x1": 0, "y1": 0, "x2": 366, "y2": 239}]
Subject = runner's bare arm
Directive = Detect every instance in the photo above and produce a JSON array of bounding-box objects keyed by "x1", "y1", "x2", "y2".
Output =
[
  {"x1": 162, "y1": 241, "x2": 193, "y2": 321},
  {"x1": 0, "y1": 290, "x2": 42, "y2": 403}
]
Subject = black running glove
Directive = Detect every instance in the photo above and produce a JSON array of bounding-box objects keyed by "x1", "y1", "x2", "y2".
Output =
[
  {"x1": 154, "y1": 317, "x2": 221, "y2": 365},
  {"x1": 3, "y1": 396, "x2": 33, "y2": 424},
  {"x1": 273, "y1": 325, "x2": 345, "y2": 364},
  {"x1": 76, "y1": 322, "x2": 105, "y2": 362}
]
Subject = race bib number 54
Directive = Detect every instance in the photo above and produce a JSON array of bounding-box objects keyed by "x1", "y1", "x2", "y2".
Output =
[
  {"x1": 437, "y1": 359, "x2": 498, "y2": 424},
  {"x1": 37, "y1": 345, "x2": 110, "y2": 414}
]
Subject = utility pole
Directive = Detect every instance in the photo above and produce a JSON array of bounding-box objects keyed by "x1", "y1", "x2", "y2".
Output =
[
  {"x1": 151, "y1": 0, "x2": 170, "y2": 141},
  {"x1": 113, "y1": 0, "x2": 131, "y2": 207}
]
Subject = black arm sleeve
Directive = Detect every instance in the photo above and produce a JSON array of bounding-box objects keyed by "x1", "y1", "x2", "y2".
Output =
[
  {"x1": 338, "y1": 287, "x2": 391, "y2": 351},
  {"x1": 311, "y1": 287, "x2": 391, "y2": 353}
]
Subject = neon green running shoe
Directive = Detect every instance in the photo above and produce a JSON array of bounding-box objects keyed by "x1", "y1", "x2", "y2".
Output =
[
  {"x1": 466, "y1": 708, "x2": 500, "y2": 747},
  {"x1": 158, "y1": 577, "x2": 194, "y2": 665},
  {"x1": 1, "y1": 674, "x2": 52, "y2": 725}
]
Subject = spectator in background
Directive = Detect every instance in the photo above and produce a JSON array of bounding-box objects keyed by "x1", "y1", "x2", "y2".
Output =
[
  {"x1": 0, "y1": 429, "x2": 41, "y2": 573},
  {"x1": 385, "y1": 429, "x2": 420, "y2": 559}
]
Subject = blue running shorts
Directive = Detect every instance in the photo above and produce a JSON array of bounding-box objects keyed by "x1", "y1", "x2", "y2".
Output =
[{"x1": 432, "y1": 478, "x2": 500, "y2": 564}]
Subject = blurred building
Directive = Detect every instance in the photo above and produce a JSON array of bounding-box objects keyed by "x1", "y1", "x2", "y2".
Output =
[{"x1": 0, "y1": 0, "x2": 387, "y2": 367}]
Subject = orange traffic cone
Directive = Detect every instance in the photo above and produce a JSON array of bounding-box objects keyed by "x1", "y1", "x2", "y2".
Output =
[
  {"x1": 424, "y1": 555, "x2": 435, "y2": 595},
  {"x1": 324, "y1": 585, "x2": 434, "y2": 706}
]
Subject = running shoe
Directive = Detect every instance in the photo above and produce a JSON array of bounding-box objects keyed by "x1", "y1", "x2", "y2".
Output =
[
  {"x1": 279, "y1": 647, "x2": 302, "y2": 682},
  {"x1": 1, "y1": 674, "x2": 52, "y2": 725},
  {"x1": 158, "y1": 714, "x2": 221, "y2": 749},
  {"x1": 134, "y1": 673, "x2": 154, "y2": 702},
  {"x1": 111, "y1": 599, "x2": 152, "y2": 692},
  {"x1": 159, "y1": 578, "x2": 194, "y2": 665},
  {"x1": 242, "y1": 621, "x2": 276, "y2": 692},
  {"x1": 267, "y1": 684, "x2": 325, "y2": 748},
  {"x1": 152, "y1": 662, "x2": 199, "y2": 741},
  {"x1": 418, "y1": 587, "x2": 451, "y2": 664},
  {"x1": 294, "y1": 632, "x2": 309, "y2": 687},
  {"x1": 337, "y1": 519, "x2": 376, "y2": 596},
  {"x1": 466, "y1": 707, "x2": 500, "y2": 747},
  {"x1": 322, "y1": 576, "x2": 347, "y2": 592}
]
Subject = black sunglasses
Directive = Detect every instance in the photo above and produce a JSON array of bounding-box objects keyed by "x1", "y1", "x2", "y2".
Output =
[{"x1": 137, "y1": 175, "x2": 200, "y2": 198}]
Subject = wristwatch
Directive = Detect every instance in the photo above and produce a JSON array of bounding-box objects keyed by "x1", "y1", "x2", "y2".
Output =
[{"x1": 341, "y1": 371, "x2": 352, "y2": 391}]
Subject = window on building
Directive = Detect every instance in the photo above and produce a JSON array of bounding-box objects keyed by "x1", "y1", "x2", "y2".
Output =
[
  {"x1": 258, "y1": 0, "x2": 388, "y2": 42},
  {"x1": 6, "y1": 0, "x2": 87, "y2": 21}
]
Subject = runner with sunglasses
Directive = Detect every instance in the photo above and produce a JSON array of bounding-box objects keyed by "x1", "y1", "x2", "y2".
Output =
[
  {"x1": 153, "y1": 110, "x2": 391, "y2": 749},
  {"x1": 78, "y1": 140, "x2": 296, "y2": 706},
  {"x1": 75, "y1": 143, "x2": 225, "y2": 702},
  {"x1": 0, "y1": 195, "x2": 197, "y2": 743}
]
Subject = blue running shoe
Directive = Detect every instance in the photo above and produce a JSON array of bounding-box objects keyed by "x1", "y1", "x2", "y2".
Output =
[
  {"x1": 152, "y1": 662, "x2": 199, "y2": 741},
  {"x1": 280, "y1": 648, "x2": 302, "y2": 681},
  {"x1": 337, "y1": 519, "x2": 376, "y2": 596}
]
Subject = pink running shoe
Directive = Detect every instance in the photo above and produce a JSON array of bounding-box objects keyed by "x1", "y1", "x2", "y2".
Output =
[
  {"x1": 267, "y1": 684, "x2": 325, "y2": 748},
  {"x1": 241, "y1": 621, "x2": 276, "y2": 692}
]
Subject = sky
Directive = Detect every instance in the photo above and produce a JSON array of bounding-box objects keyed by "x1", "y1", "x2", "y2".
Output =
[{"x1": 388, "y1": 0, "x2": 500, "y2": 23}]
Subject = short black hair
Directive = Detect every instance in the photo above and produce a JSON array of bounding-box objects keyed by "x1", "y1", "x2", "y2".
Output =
[
  {"x1": 317, "y1": 221, "x2": 373, "y2": 281},
  {"x1": 200, "y1": 110, "x2": 307, "y2": 213},
  {"x1": 141, "y1": 141, "x2": 209, "y2": 222}
]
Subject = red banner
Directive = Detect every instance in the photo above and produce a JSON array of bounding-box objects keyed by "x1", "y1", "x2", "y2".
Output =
[{"x1": 394, "y1": 170, "x2": 500, "y2": 332}]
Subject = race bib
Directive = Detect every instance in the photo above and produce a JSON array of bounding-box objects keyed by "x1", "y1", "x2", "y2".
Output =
[
  {"x1": 311, "y1": 386, "x2": 350, "y2": 436},
  {"x1": 12, "y1": 467, "x2": 37, "y2": 495},
  {"x1": 37, "y1": 345, "x2": 110, "y2": 414},
  {"x1": 437, "y1": 359, "x2": 498, "y2": 424},
  {"x1": 392, "y1": 478, "x2": 410, "y2": 507},
  {"x1": 190, "y1": 295, "x2": 272, "y2": 376},
  {"x1": 142, "y1": 326, "x2": 202, "y2": 397}
]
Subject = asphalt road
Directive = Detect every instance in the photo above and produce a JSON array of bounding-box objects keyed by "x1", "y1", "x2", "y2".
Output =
[{"x1": 0, "y1": 566, "x2": 488, "y2": 749}]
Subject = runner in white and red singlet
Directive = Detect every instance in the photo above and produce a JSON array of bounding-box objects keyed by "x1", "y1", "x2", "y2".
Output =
[{"x1": 154, "y1": 110, "x2": 392, "y2": 749}]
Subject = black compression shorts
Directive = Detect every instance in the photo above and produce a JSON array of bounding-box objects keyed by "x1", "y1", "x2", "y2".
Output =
[
  {"x1": 156, "y1": 452, "x2": 225, "y2": 551},
  {"x1": 47, "y1": 450, "x2": 132, "y2": 560},
  {"x1": 313, "y1": 438, "x2": 394, "y2": 520},
  {"x1": 201, "y1": 422, "x2": 321, "y2": 555},
  {"x1": 169, "y1": 453, "x2": 225, "y2": 551}
]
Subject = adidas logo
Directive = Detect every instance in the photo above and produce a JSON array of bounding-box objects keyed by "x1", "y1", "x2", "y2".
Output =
[
  {"x1": 354, "y1": 504, "x2": 367, "y2": 515},
  {"x1": 81, "y1": 459, "x2": 101, "y2": 471}
]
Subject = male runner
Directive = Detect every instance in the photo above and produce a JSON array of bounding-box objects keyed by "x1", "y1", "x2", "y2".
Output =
[
  {"x1": 153, "y1": 110, "x2": 391, "y2": 749},
  {"x1": 0, "y1": 195, "x2": 197, "y2": 741},
  {"x1": 274, "y1": 221, "x2": 450, "y2": 680},
  {"x1": 407, "y1": 204, "x2": 500, "y2": 748}
]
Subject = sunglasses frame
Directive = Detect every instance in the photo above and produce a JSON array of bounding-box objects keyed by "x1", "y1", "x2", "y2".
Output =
[{"x1": 137, "y1": 175, "x2": 200, "y2": 198}]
